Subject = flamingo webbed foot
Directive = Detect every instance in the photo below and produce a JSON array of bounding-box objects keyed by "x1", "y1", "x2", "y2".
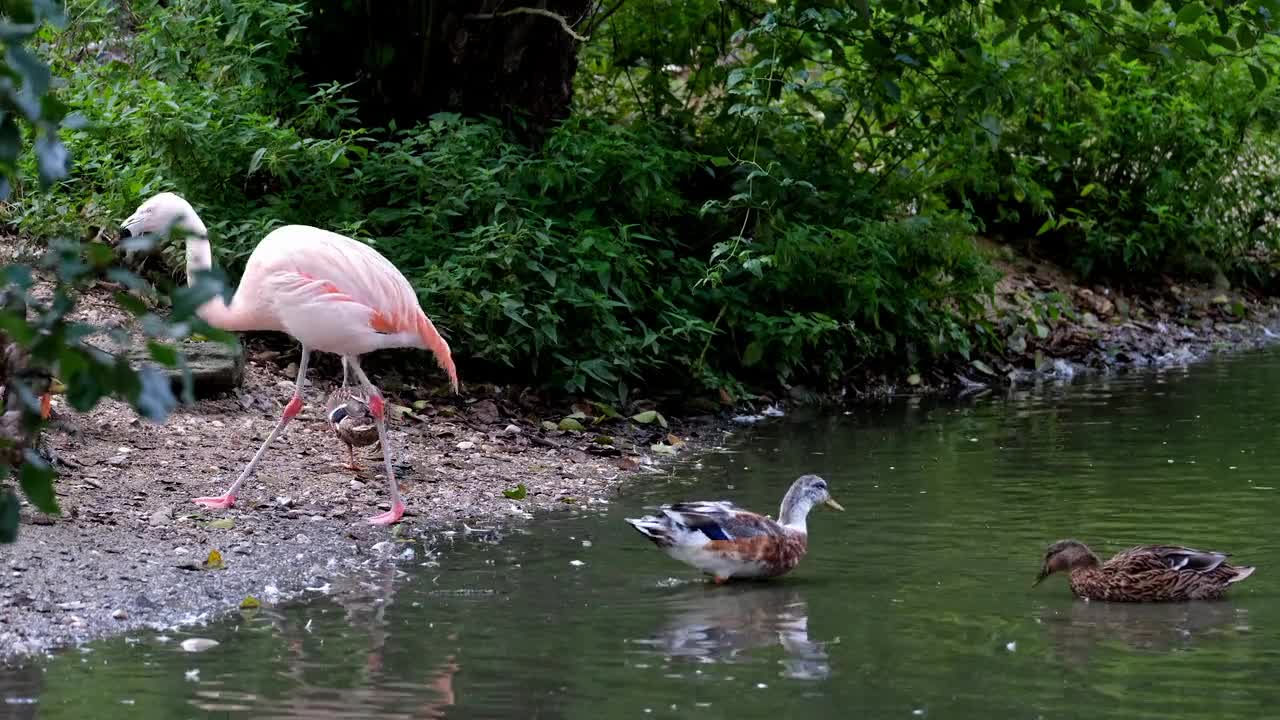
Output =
[
  {"x1": 193, "y1": 494, "x2": 237, "y2": 510},
  {"x1": 367, "y1": 501, "x2": 405, "y2": 526}
]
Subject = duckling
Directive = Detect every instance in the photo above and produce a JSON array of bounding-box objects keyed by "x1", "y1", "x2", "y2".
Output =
[
  {"x1": 625, "y1": 474, "x2": 843, "y2": 584},
  {"x1": 325, "y1": 387, "x2": 380, "y2": 472},
  {"x1": 1034, "y1": 539, "x2": 1255, "y2": 602}
]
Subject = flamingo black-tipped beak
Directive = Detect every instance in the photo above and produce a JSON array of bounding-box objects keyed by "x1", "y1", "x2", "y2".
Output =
[
  {"x1": 825, "y1": 498, "x2": 845, "y2": 511},
  {"x1": 118, "y1": 226, "x2": 132, "y2": 238}
]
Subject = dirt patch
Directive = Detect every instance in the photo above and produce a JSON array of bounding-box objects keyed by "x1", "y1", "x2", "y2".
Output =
[{"x1": 0, "y1": 327, "x2": 720, "y2": 662}]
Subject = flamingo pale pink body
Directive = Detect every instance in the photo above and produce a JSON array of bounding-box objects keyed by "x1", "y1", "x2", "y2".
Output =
[{"x1": 119, "y1": 192, "x2": 458, "y2": 525}]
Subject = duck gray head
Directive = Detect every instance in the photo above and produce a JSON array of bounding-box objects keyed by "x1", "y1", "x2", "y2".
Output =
[{"x1": 779, "y1": 474, "x2": 843, "y2": 530}]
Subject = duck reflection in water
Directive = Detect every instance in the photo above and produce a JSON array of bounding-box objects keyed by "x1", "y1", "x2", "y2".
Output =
[
  {"x1": 1040, "y1": 599, "x2": 1247, "y2": 663},
  {"x1": 629, "y1": 584, "x2": 831, "y2": 680}
]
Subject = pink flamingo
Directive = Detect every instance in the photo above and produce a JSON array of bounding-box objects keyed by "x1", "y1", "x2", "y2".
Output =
[{"x1": 119, "y1": 192, "x2": 458, "y2": 525}]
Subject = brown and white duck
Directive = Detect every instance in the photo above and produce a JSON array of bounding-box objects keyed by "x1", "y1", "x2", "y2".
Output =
[{"x1": 626, "y1": 474, "x2": 843, "y2": 584}]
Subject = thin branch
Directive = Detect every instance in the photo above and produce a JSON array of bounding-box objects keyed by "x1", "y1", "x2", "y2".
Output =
[
  {"x1": 586, "y1": 0, "x2": 627, "y2": 36},
  {"x1": 465, "y1": 7, "x2": 590, "y2": 42}
]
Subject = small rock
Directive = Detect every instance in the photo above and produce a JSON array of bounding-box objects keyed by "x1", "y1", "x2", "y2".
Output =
[
  {"x1": 106, "y1": 455, "x2": 128, "y2": 466},
  {"x1": 112, "y1": 608, "x2": 128, "y2": 620},
  {"x1": 149, "y1": 507, "x2": 173, "y2": 526},
  {"x1": 127, "y1": 339, "x2": 245, "y2": 398},
  {"x1": 456, "y1": 441, "x2": 475, "y2": 451},
  {"x1": 500, "y1": 424, "x2": 522, "y2": 436},
  {"x1": 180, "y1": 638, "x2": 219, "y2": 653},
  {"x1": 469, "y1": 399, "x2": 500, "y2": 424}
]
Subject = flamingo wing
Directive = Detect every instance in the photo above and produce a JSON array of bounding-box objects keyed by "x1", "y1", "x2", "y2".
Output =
[{"x1": 244, "y1": 226, "x2": 457, "y2": 388}]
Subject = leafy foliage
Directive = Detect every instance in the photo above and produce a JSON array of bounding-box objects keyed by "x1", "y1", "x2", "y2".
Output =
[
  {"x1": 10, "y1": 0, "x2": 1280, "y2": 424},
  {"x1": 0, "y1": 1, "x2": 230, "y2": 542},
  {"x1": 17, "y1": 0, "x2": 997, "y2": 401}
]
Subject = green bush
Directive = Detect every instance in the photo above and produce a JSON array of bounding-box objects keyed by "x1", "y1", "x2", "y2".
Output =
[
  {"x1": 11, "y1": 0, "x2": 998, "y2": 400},
  {"x1": 933, "y1": 10, "x2": 1280, "y2": 281}
]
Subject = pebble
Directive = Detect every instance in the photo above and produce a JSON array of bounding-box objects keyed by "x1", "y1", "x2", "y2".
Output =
[
  {"x1": 148, "y1": 507, "x2": 173, "y2": 526},
  {"x1": 112, "y1": 609, "x2": 128, "y2": 620},
  {"x1": 180, "y1": 638, "x2": 219, "y2": 652}
]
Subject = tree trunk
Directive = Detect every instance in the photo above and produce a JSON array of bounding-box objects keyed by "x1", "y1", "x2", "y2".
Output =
[{"x1": 292, "y1": 0, "x2": 593, "y2": 141}]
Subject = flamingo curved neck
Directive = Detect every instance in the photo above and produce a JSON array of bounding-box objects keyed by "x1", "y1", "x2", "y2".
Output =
[{"x1": 185, "y1": 233, "x2": 251, "y2": 331}]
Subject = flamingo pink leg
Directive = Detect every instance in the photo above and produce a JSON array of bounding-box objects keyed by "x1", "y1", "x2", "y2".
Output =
[
  {"x1": 349, "y1": 358, "x2": 404, "y2": 525},
  {"x1": 194, "y1": 347, "x2": 311, "y2": 509}
]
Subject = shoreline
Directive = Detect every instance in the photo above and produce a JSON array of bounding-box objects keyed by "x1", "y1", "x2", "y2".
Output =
[
  {"x1": 0, "y1": 349, "x2": 722, "y2": 664},
  {"x1": 5, "y1": 241, "x2": 1280, "y2": 663}
]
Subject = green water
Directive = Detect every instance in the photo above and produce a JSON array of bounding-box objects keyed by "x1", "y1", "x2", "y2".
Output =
[{"x1": 9, "y1": 350, "x2": 1280, "y2": 719}]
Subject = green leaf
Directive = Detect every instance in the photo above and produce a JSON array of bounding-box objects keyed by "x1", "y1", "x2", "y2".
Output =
[
  {"x1": 6, "y1": 45, "x2": 50, "y2": 98},
  {"x1": 247, "y1": 147, "x2": 267, "y2": 176},
  {"x1": 147, "y1": 341, "x2": 179, "y2": 367},
  {"x1": 33, "y1": 132, "x2": 69, "y2": 185},
  {"x1": 502, "y1": 483, "x2": 528, "y2": 500},
  {"x1": 239, "y1": 595, "x2": 261, "y2": 610},
  {"x1": 1236, "y1": 25, "x2": 1256, "y2": 50},
  {"x1": 1248, "y1": 64, "x2": 1268, "y2": 92},
  {"x1": 0, "y1": 488, "x2": 19, "y2": 544},
  {"x1": 133, "y1": 367, "x2": 177, "y2": 422},
  {"x1": 19, "y1": 450, "x2": 59, "y2": 515},
  {"x1": 203, "y1": 549, "x2": 225, "y2": 570},
  {"x1": 558, "y1": 417, "x2": 584, "y2": 431},
  {"x1": 971, "y1": 359, "x2": 996, "y2": 376},
  {"x1": 0, "y1": 117, "x2": 20, "y2": 166},
  {"x1": 1175, "y1": 4, "x2": 1205, "y2": 25},
  {"x1": 631, "y1": 410, "x2": 669, "y2": 428},
  {"x1": 742, "y1": 341, "x2": 764, "y2": 367}
]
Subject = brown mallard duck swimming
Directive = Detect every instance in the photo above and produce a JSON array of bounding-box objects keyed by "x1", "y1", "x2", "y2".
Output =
[
  {"x1": 325, "y1": 386, "x2": 380, "y2": 471},
  {"x1": 1033, "y1": 539, "x2": 1255, "y2": 602},
  {"x1": 625, "y1": 474, "x2": 844, "y2": 584}
]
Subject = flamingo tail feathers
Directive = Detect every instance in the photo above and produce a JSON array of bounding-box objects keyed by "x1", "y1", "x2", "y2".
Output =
[{"x1": 417, "y1": 313, "x2": 459, "y2": 393}]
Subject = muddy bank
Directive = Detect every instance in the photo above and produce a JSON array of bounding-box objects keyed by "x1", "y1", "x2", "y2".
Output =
[
  {"x1": 0, "y1": 343, "x2": 720, "y2": 663},
  {"x1": 786, "y1": 241, "x2": 1280, "y2": 405}
]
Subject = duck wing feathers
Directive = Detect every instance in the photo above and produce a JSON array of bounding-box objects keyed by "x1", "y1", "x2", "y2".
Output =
[
  {"x1": 661, "y1": 502, "x2": 788, "y2": 542},
  {"x1": 1108, "y1": 545, "x2": 1229, "y2": 573}
]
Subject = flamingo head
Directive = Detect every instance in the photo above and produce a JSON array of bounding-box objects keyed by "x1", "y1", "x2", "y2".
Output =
[{"x1": 119, "y1": 192, "x2": 207, "y2": 240}]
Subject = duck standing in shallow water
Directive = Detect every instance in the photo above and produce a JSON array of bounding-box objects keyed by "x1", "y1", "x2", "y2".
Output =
[
  {"x1": 626, "y1": 474, "x2": 843, "y2": 584},
  {"x1": 1034, "y1": 539, "x2": 1255, "y2": 602}
]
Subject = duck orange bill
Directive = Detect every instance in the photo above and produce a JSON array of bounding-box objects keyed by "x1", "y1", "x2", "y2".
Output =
[
  {"x1": 824, "y1": 498, "x2": 845, "y2": 511},
  {"x1": 39, "y1": 393, "x2": 52, "y2": 420}
]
